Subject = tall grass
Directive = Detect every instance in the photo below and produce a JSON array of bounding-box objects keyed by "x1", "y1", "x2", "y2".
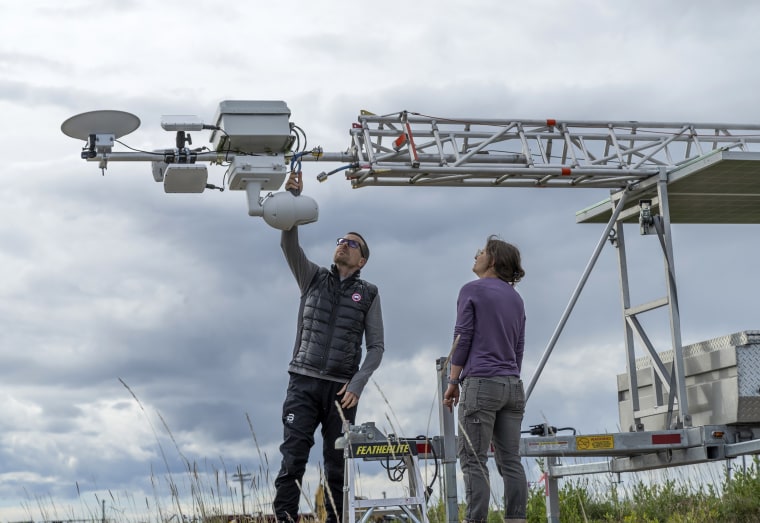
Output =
[
  {"x1": 419, "y1": 456, "x2": 760, "y2": 523},
  {"x1": 11, "y1": 381, "x2": 760, "y2": 523},
  {"x1": 14, "y1": 451, "x2": 760, "y2": 523},
  {"x1": 517, "y1": 456, "x2": 760, "y2": 522}
]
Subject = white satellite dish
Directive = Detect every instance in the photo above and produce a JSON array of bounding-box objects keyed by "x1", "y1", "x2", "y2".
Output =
[{"x1": 61, "y1": 110, "x2": 141, "y2": 140}]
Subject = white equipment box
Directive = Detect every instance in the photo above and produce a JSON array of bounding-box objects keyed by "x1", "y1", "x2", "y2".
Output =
[{"x1": 618, "y1": 331, "x2": 760, "y2": 431}]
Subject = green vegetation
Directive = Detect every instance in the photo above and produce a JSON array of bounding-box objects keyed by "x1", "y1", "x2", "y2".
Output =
[
  {"x1": 13, "y1": 456, "x2": 760, "y2": 523},
  {"x1": 13, "y1": 385, "x2": 760, "y2": 523},
  {"x1": 425, "y1": 456, "x2": 760, "y2": 523}
]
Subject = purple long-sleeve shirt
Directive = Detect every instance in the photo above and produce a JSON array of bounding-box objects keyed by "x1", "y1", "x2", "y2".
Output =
[{"x1": 451, "y1": 277, "x2": 526, "y2": 378}]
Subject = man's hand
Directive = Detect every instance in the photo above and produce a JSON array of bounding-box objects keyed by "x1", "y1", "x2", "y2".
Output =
[
  {"x1": 285, "y1": 171, "x2": 303, "y2": 195},
  {"x1": 338, "y1": 383, "x2": 359, "y2": 409}
]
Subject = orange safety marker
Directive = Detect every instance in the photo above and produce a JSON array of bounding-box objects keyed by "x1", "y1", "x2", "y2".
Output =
[{"x1": 393, "y1": 133, "x2": 408, "y2": 151}]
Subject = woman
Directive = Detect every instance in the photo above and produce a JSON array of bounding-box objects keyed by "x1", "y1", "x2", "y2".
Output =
[{"x1": 443, "y1": 235, "x2": 527, "y2": 523}]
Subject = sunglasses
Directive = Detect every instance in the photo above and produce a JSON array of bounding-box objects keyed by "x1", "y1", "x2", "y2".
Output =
[{"x1": 337, "y1": 237, "x2": 367, "y2": 257}]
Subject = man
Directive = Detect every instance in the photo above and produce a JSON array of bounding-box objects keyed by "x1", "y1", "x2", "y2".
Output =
[
  {"x1": 273, "y1": 172, "x2": 385, "y2": 523},
  {"x1": 443, "y1": 235, "x2": 528, "y2": 523}
]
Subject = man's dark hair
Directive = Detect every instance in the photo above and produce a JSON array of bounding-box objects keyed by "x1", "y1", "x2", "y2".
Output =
[{"x1": 347, "y1": 231, "x2": 369, "y2": 260}]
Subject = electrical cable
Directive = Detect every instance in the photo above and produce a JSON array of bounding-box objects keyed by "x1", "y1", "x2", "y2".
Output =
[
  {"x1": 112, "y1": 140, "x2": 196, "y2": 156},
  {"x1": 291, "y1": 123, "x2": 307, "y2": 154},
  {"x1": 381, "y1": 453, "x2": 407, "y2": 482},
  {"x1": 525, "y1": 424, "x2": 577, "y2": 436},
  {"x1": 316, "y1": 162, "x2": 358, "y2": 182},
  {"x1": 420, "y1": 436, "x2": 439, "y2": 499}
]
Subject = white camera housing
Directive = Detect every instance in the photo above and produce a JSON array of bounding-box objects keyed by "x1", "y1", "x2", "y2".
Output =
[
  {"x1": 163, "y1": 164, "x2": 208, "y2": 193},
  {"x1": 161, "y1": 115, "x2": 205, "y2": 131},
  {"x1": 227, "y1": 155, "x2": 287, "y2": 191},
  {"x1": 259, "y1": 191, "x2": 319, "y2": 230}
]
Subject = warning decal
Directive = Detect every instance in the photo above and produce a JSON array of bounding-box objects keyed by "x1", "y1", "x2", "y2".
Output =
[
  {"x1": 575, "y1": 435, "x2": 615, "y2": 451},
  {"x1": 526, "y1": 440, "x2": 570, "y2": 452}
]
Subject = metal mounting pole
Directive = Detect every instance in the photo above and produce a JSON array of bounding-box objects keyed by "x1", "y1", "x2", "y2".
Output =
[
  {"x1": 526, "y1": 188, "x2": 631, "y2": 401},
  {"x1": 613, "y1": 217, "x2": 643, "y2": 431},
  {"x1": 655, "y1": 169, "x2": 690, "y2": 427},
  {"x1": 437, "y1": 357, "x2": 459, "y2": 523},
  {"x1": 545, "y1": 457, "x2": 561, "y2": 523}
]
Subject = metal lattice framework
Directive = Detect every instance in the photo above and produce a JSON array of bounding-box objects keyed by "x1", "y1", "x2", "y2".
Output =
[{"x1": 341, "y1": 111, "x2": 760, "y2": 189}]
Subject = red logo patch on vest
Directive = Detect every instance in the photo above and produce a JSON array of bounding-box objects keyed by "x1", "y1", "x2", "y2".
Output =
[{"x1": 352, "y1": 292, "x2": 362, "y2": 302}]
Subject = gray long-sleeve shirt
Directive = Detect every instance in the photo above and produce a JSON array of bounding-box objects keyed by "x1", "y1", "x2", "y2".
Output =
[{"x1": 281, "y1": 227, "x2": 384, "y2": 397}]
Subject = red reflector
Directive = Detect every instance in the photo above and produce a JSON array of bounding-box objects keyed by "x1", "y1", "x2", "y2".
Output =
[
  {"x1": 652, "y1": 434, "x2": 681, "y2": 445},
  {"x1": 546, "y1": 119, "x2": 557, "y2": 126},
  {"x1": 416, "y1": 442, "x2": 431, "y2": 454},
  {"x1": 561, "y1": 167, "x2": 571, "y2": 176},
  {"x1": 352, "y1": 123, "x2": 362, "y2": 128}
]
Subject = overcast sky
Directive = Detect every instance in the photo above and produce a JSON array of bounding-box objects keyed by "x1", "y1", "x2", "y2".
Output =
[{"x1": 2, "y1": 0, "x2": 760, "y2": 521}]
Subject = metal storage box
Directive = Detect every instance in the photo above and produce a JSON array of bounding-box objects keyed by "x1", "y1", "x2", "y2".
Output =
[
  {"x1": 618, "y1": 331, "x2": 760, "y2": 431},
  {"x1": 210, "y1": 100, "x2": 292, "y2": 153}
]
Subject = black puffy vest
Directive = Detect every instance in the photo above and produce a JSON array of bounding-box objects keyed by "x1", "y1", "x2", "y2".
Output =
[{"x1": 290, "y1": 265, "x2": 377, "y2": 379}]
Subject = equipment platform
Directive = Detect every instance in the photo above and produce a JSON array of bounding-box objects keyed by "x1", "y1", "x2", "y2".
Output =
[{"x1": 577, "y1": 151, "x2": 760, "y2": 224}]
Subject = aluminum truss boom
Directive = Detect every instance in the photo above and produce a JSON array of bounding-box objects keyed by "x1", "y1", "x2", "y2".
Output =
[{"x1": 342, "y1": 111, "x2": 760, "y2": 189}]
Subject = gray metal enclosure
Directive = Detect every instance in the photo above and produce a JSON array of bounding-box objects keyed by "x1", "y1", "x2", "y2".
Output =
[{"x1": 618, "y1": 331, "x2": 760, "y2": 431}]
